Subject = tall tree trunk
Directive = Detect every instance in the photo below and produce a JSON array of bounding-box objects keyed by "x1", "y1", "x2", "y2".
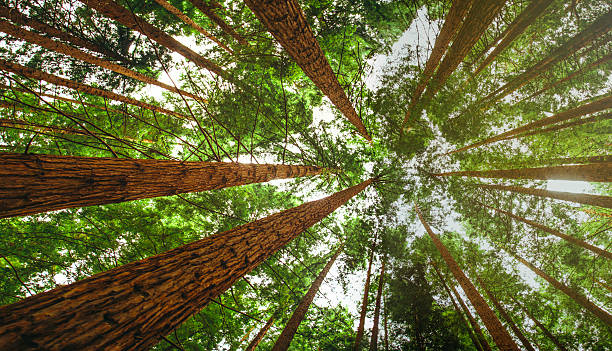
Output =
[
  {"x1": 508, "y1": 296, "x2": 568, "y2": 351},
  {"x1": 189, "y1": 0, "x2": 248, "y2": 46},
  {"x1": 476, "y1": 201, "x2": 611, "y2": 259},
  {"x1": 431, "y1": 261, "x2": 485, "y2": 351},
  {"x1": 449, "y1": 279, "x2": 492, "y2": 351},
  {"x1": 0, "y1": 58, "x2": 189, "y2": 120},
  {"x1": 383, "y1": 296, "x2": 389, "y2": 351},
  {"x1": 0, "y1": 20, "x2": 208, "y2": 104},
  {"x1": 510, "y1": 252, "x2": 612, "y2": 326},
  {"x1": 415, "y1": 205, "x2": 520, "y2": 351},
  {"x1": 369, "y1": 258, "x2": 386, "y2": 351},
  {"x1": 477, "y1": 183, "x2": 612, "y2": 209},
  {"x1": 507, "y1": 112, "x2": 611, "y2": 140},
  {"x1": 473, "y1": 0, "x2": 554, "y2": 77},
  {"x1": 78, "y1": 0, "x2": 229, "y2": 80},
  {"x1": 475, "y1": 275, "x2": 536, "y2": 351},
  {"x1": 246, "y1": 315, "x2": 275, "y2": 351},
  {"x1": 434, "y1": 163, "x2": 612, "y2": 182},
  {"x1": 243, "y1": 0, "x2": 371, "y2": 141},
  {"x1": 402, "y1": 0, "x2": 473, "y2": 128},
  {"x1": 0, "y1": 152, "x2": 324, "y2": 218},
  {"x1": 271, "y1": 244, "x2": 344, "y2": 351},
  {"x1": 447, "y1": 94, "x2": 612, "y2": 155},
  {"x1": 540, "y1": 155, "x2": 612, "y2": 165},
  {"x1": 354, "y1": 238, "x2": 377, "y2": 351},
  {"x1": 0, "y1": 179, "x2": 372, "y2": 350}
]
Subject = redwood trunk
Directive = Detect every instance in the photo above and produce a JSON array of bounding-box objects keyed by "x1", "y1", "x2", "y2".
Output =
[
  {"x1": 512, "y1": 253, "x2": 612, "y2": 326},
  {"x1": 477, "y1": 183, "x2": 612, "y2": 209},
  {"x1": 509, "y1": 112, "x2": 611, "y2": 140},
  {"x1": 271, "y1": 244, "x2": 344, "y2": 351},
  {"x1": 189, "y1": 0, "x2": 248, "y2": 46},
  {"x1": 244, "y1": 0, "x2": 371, "y2": 141},
  {"x1": 0, "y1": 153, "x2": 323, "y2": 218},
  {"x1": 449, "y1": 280, "x2": 492, "y2": 351},
  {"x1": 354, "y1": 239, "x2": 376, "y2": 351},
  {"x1": 0, "y1": 179, "x2": 372, "y2": 350},
  {"x1": 542, "y1": 155, "x2": 612, "y2": 165},
  {"x1": 435, "y1": 163, "x2": 612, "y2": 182},
  {"x1": 415, "y1": 205, "x2": 520, "y2": 351},
  {"x1": 369, "y1": 258, "x2": 386, "y2": 351},
  {"x1": 509, "y1": 296, "x2": 568, "y2": 351},
  {"x1": 246, "y1": 315, "x2": 275, "y2": 351}
]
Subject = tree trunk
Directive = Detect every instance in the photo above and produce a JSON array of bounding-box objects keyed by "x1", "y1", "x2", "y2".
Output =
[
  {"x1": 477, "y1": 201, "x2": 611, "y2": 259},
  {"x1": 507, "y1": 112, "x2": 611, "y2": 140},
  {"x1": 415, "y1": 205, "x2": 520, "y2": 351},
  {"x1": 369, "y1": 258, "x2": 386, "y2": 351},
  {"x1": 511, "y1": 252, "x2": 612, "y2": 326},
  {"x1": 0, "y1": 20, "x2": 208, "y2": 104},
  {"x1": 475, "y1": 275, "x2": 536, "y2": 351},
  {"x1": 477, "y1": 183, "x2": 612, "y2": 209},
  {"x1": 0, "y1": 152, "x2": 324, "y2": 218},
  {"x1": 0, "y1": 178, "x2": 372, "y2": 350},
  {"x1": 79, "y1": 0, "x2": 228, "y2": 80},
  {"x1": 402, "y1": 0, "x2": 473, "y2": 128},
  {"x1": 271, "y1": 244, "x2": 344, "y2": 351},
  {"x1": 434, "y1": 163, "x2": 612, "y2": 182},
  {"x1": 189, "y1": 0, "x2": 248, "y2": 46},
  {"x1": 448, "y1": 94, "x2": 612, "y2": 155},
  {"x1": 473, "y1": 0, "x2": 554, "y2": 76},
  {"x1": 246, "y1": 315, "x2": 275, "y2": 351},
  {"x1": 0, "y1": 58, "x2": 189, "y2": 120},
  {"x1": 354, "y1": 238, "x2": 377, "y2": 351},
  {"x1": 450, "y1": 280, "x2": 492, "y2": 351},
  {"x1": 383, "y1": 296, "x2": 389, "y2": 351},
  {"x1": 539, "y1": 155, "x2": 612, "y2": 166},
  {"x1": 243, "y1": 0, "x2": 371, "y2": 141},
  {"x1": 508, "y1": 296, "x2": 568, "y2": 351}
]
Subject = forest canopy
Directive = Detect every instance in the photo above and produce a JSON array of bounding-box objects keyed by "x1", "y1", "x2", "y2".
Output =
[{"x1": 0, "y1": 0, "x2": 610, "y2": 350}]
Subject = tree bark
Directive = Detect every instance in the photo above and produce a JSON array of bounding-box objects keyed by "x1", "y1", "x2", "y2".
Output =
[
  {"x1": 541, "y1": 155, "x2": 612, "y2": 165},
  {"x1": 245, "y1": 315, "x2": 275, "y2": 351},
  {"x1": 434, "y1": 163, "x2": 612, "y2": 182},
  {"x1": 354, "y1": 238, "x2": 376, "y2": 351},
  {"x1": 507, "y1": 112, "x2": 611, "y2": 140},
  {"x1": 477, "y1": 183, "x2": 612, "y2": 209},
  {"x1": 189, "y1": 0, "x2": 248, "y2": 46},
  {"x1": 0, "y1": 178, "x2": 372, "y2": 350},
  {"x1": 449, "y1": 279, "x2": 492, "y2": 351},
  {"x1": 508, "y1": 296, "x2": 568, "y2": 351},
  {"x1": 383, "y1": 296, "x2": 389, "y2": 351},
  {"x1": 476, "y1": 201, "x2": 611, "y2": 259},
  {"x1": 271, "y1": 244, "x2": 344, "y2": 351},
  {"x1": 0, "y1": 152, "x2": 324, "y2": 218},
  {"x1": 243, "y1": 0, "x2": 371, "y2": 141},
  {"x1": 369, "y1": 258, "x2": 386, "y2": 351},
  {"x1": 511, "y1": 252, "x2": 612, "y2": 326},
  {"x1": 415, "y1": 205, "x2": 520, "y2": 351}
]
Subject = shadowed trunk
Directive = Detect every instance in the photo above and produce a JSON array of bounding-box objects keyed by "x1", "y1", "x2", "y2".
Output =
[
  {"x1": 448, "y1": 94, "x2": 612, "y2": 155},
  {"x1": 510, "y1": 252, "x2": 612, "y2": 326},
  {"x1": 246, "y1": 315, "x2": 275, "y2": 351},
  {"x1": 449, "y1": 278, "x2": 492, "y2": 351},
  {"x1": 369, "y1": 258, "x2": 386, "y2": 351},
  {"x1": 271, "y1": 244, "x2": 344, "y2": 351},
  {"x1": 434, "y1": 163, "x2": 612, "y2": 182},
  {"x1": 0, "y1": 179, "x2": 372, "y2": 350},
  {"x1": 244, "y1": 0, "x2": 371, "y2": 141},
  {"x1": 0, "y1": 153, "x2": 324, "y2": 218},
  {"x1": 507, "y1": 112, "x2": 612, "y2": 140},
  {"x1": 477, "y1": 183, "x2": 612, "y2": 209},
  {"x1": 0, "y1": 20, "x2": 208, "y2": 104},
  {"x1": 509, "y1": 296, "x2": 568, "y2": 351},
  {"x1": 415, "y1": 205, "x2": 520, "y2": 351},
  {"x1": 190, "y1": 0, "x2": 248, "y2": 46},
  {"x1": 354, "y1": 238, "x2": 377, "y2": 351}
]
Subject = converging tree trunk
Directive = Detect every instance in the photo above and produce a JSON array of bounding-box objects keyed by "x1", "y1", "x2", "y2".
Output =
[
  {"x1": 540, "y1": 155, "x2": 612, "y2": 165},
  {"x1": 508, "y1": 113, "x2": 611, "y2": 140},
  {"x1": 0, "y1": 153, "x2": 324, "y2": 218},
  {"x1": 508, "y1": 296, "x2": 568, "y2": 351},
  {"x1": 271, "y1": 244, "x2": 344, "y2": 351},
  {"x1": 369, "y1": 258, "x2": 386, "y2": 351},
  {"x1": 0, "y1": 179, "x2": 372, "y2": 350},
  {"x1": 243, "y1": 0, "x2": 371, "y2": 141},
  {"x1": 354, "y1": 238, "x2": 377, "y2": 351},
  {"x1": 449, "y1": 278, "x2": 492, "y2": 351},
  {"x1": 415, "y1": 205, "x2": 520, "y2": 351},
  {"x1": 434, "y1": 163, "x2": 612, "y2": 182},
  {"x1": 477, "y1": 183, "x2": 612, "y2": 209},
  {"x1": 189, "y1": 0, "x2": 248, "y2": 46},
  {"x1": 246, "y1": 315, "x2": 275, "y2": 351}
]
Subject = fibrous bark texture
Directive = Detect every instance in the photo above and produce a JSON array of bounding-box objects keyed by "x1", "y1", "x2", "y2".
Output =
[
  {"x1": 435, "y1": 163, "x2": 612, "y2": 182},
  {"x1": 189, "y1": 0, "x2": 248, "y2": 46},
  {"x1": 416, "y1": 205, "x2": 520, "y2": 351},
  {"x1": 509, "y1": 296, "x2": 568, "y2": 351},
  {"x1": 478, "y1": 183, "x2": 612, "y2": 209},
  {"x1": 369, "y1": 258, "x2": 386, "y2": 351},
  {"x1": 354, "y1": 239, "x2": 376, "y2": 351},
  {"x1": 0, "y1": 153, "x2": 323, "y2": 218},
  {"x1": 246, "y1": 315, "x2": 275, "y2": 351},
  {"x1": 244, "y1": 0, "x2": 371, "y2": 141},
  {"x1": 0, "y1": 179, "x2": 372, "y2": 350},
  {"x1": 271, "y1": 244, "x2": 344, "y2": 351}
]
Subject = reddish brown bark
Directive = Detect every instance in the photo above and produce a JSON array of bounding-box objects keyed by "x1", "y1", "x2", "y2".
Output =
[
  {"x1": 189, "y1": 0, "x2": 248, "y2": 46},
  {"x1": 511, "y1": 253, "x2": 612, "y2": 326},
  {"x1": 448, "y1": 94, "x2": 612, "y2": 155},
  {"x1": 0, "y1": 179, "x2": 372, "y2": 350},
  {"x1": 0, "y1": 20, "x2": 208, "y2": 104},
  {"x1": 354, "y1": 239, "x2": 376, "y2": 351},
  {"x1": 271, "y1": 244, "x2": 344, "y2": 351},
  {"x1": 448, "y1": 278, "x2": 492, "y2": 351},
  {"x1": 477, "y1": 183, "x2": 612, "y2": 209},
  {"x1": 369, "y1": 258, "x2": 386, "y2": 351},
  {"x1": 542, "y1": 155, "x2": 612, "y2": 165},
  {"x1": 509, "y1": 296, "x2": 568, "y2": 351},
  {"x1": 415, "y1": 205, "x2": 520, "y2": 351},
  {"x1": 434, "y1": 163, "x2": 612, "y2": 182},
  {"x1": 0, "y1": 153, "x2": 324, "y2": 218},
  {"x1": 244, "y1": 0, "x2": 371, "y2": 141},
  {"x1": 508, "y1": 112, "x2": 611, "y2": 140},
  {"x1": 246, "y1": 315, "x2": 275, "y2": 351}
]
